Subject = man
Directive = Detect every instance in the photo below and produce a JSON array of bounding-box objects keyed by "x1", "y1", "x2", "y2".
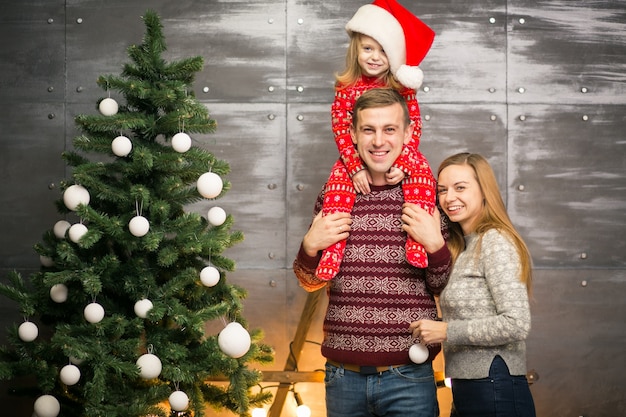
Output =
[{"x1": 293, "y1": 88, "x2": 451, "y2": 417}]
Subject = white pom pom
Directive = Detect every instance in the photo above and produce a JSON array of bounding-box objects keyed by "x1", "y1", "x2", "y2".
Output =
[
  {"x1": 200, "y1": 266, "x2": 220, "y2": 287},
  {"x1": 129, "y1": 215, "x2": 150, "y2": 237},
  {"x1": 395, "y1": 65, "x2": 424, "y2": 90},
  {"x1": 172, "y1": 132, "x2": 192, "y2": 153},
  {"x1": 111, "y1": 135, "x2": 132, "y2": 157},
  {"x1": 63, "y1": 185, "x2": 90, "y2": 211},
  {"x1": 218, "y1": 322, "x2": 251, "y2": 358},
  {"x1": 18, "y1": 321, "x2": 39, "y2": 342},
  {"x1": 84, "y1": 302, "x2": 105, "y2": 324},
  {"x1": 98, "y1": 97, "x2": 119, "y2": 116},
  {"x1": 169, "y1": 390, "x2": 190, "y2": 411},
  {"x1": 197, "y1": 172, "x2": 223, "y2": 199},
  {"x1": 33, "y1": 394, "x2": 60, "y2": 417},
  {"x1": 68, "y1": 223, "x2": 88, "y2": 243},
  {"x1": 53, "y1": 220, "x2": 71, "y2": 238},
  {"x1": 50, "y1": 284, "x2": 68, "y2": 303},
  {"x1": 136, "y1": 353, "x2": 162, "y2": 379},
  {"x1": 134, "y1": 299, "x2": 153, "y2": 318},
  {"x1": 409, "y1": 343, "x2": 429, "y2": 364},
  {"x1": 59, "y1": 364, "x2": 81, "y2": 385},
  {"x1": 207, "y1": 206, "x2": 227, "y2": 226}
]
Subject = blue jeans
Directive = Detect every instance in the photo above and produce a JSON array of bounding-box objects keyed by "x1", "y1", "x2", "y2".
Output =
[
  {"x1": 325, "y1": 361, "x2": 438, "y2": 417},
  {"x1": 450, "y1": 355, "x2": 536, "y2": 417}
]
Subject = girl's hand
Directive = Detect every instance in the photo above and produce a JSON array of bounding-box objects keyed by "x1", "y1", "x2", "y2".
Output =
[
  {"x1": 352, "y1": 170, "x2": 372, "y2": 195},
  {"x1": 409, "y1": 319, "x2": 448, "y2": 344},
  {"x1": 385, "y1": 167, "x2": 405, "y2": 185}
]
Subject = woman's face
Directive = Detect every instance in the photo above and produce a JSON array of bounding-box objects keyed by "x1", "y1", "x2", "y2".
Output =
[
  {"x1": 437, "y1": 164, "x2": 484, "y2": 235},
  {"x1": 357, "y1": 35, "x2": 390, "y2": 78}
]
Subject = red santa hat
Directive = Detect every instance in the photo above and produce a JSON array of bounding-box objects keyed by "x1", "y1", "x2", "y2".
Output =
[{"x1": 345, "y1": 0, "x2": 435, "y2": 89}]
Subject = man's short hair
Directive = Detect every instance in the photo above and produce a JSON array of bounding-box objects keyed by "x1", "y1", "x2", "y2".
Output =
[{"x1": 352, "y1": 88, "x2": 410, "y2": 128}]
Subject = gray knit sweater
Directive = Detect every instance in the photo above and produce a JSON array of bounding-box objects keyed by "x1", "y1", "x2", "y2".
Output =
[{"x1": 441, "y1": 229, "x2": 531, "y2": 379}]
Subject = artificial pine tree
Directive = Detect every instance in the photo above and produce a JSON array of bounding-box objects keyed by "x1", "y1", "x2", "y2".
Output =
[{"x1": 0, "y1": 10, "x2": 272, "y2": 417}]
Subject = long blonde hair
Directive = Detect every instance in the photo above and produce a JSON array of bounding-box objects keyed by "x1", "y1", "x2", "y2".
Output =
[
  {"x1": 335, "y1": 33, "x2": 403, "y2": 90},
  {"x1": 438, "y1": 153, "x2": 533, "y2": 292}
]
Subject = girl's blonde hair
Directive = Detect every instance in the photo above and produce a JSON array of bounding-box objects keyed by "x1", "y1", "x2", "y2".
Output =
[
  {"x1": 438, "y1": 152, "x2": 533, "y2": 293},
  {"x1": 335, "y1": 33, "x2": 403, "y2": 90}
]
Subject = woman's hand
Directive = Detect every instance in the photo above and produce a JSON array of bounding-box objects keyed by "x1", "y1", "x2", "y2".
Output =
[
  {"x1": 401, "y1": 203, "x2": 445, "y2": 254},
  {"x1": 409, "y1": 319, "x2": 448, "y2": 345},
  {"x1": 302, "y1": 211, "x2": 352, "y2": 257}
]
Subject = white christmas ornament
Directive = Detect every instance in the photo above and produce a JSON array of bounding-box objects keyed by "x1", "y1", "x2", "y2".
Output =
[
  {"x1": 84, "y1": 302, "x2": 105, "y2": 324},
  {"x1": 197, "y1": 172, "x2": 223, "y2": 199},
  {"x1": 134, "y1": 299, "x2": 153, "y2": 318},
  {"x1": 171, "y1": 132, "x2": 192, "y2": 153},
  {"x1": 63, "y1": 184, "x2": 90, "y2": 211},
  {"x1": 98, "y1": 97, "x2": 119, "y2": 116},
  {"x1": 69, "y1": 356, "x2": 84, "y2": 365},
  {"x1": 60, "y1": 364, "x2": 81, "y2": 386},
  {"x1": 136, "y1": 353, "x2": 162, "y2": 379},
  {"x1": 53, "y1": 220, "x2": 71, "y2": 238},
  {"x1": 112, "y1": 135, "x2": 132, "y2": 157},
  {"x1": 129, "y1": 215, "x2": 150, "y2": 237},
  {"x1": 169, "y1": 390, "x2": 189, "y2": 411},
  {"x1": 409, "y1": 343, "x2": 429, "y2": 364},
  {"x1": 33, "y1": 394, "x2": 60, "y2": 417},
  {"x1": 68, "y1": 223, "x2": 88, "y2": 243},
  {"x1": 50, "y1": 284, "x2": 68, "y2": 303},
  {"x1": 200, "y1": 266, "x2": 220, "y2": 287},
  {"x1": 40, "y1": 255, "x2": 54, "y2": 267},
  {"x1": 218, "y1": 322, "x2": 251, "y2": 358},
  {"x1": 207, "y1": 206, "x2": 227, "y2": 226},
  {"x1": 18, "y1": 321, "x2": 39, "y2": 342}
]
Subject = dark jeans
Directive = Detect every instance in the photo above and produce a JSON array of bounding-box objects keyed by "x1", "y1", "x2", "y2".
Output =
[{"x1": 450, "y1": 355, "x2": 536, "y2": 417}]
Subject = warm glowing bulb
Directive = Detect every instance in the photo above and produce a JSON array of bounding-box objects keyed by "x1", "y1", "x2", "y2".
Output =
[
  {"x1": 251, "y1": 408, "x2": 267, "y2": 417},
  {"x1": 445, "y1": 377, "x2": 452, "y2": 388},
  {"x1": 296, "y1": 404, "x2": 311, "y2": 417}
]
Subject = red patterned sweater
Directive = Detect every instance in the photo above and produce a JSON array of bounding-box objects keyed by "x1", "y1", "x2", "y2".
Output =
[{"x1": 293, "y1": 183, "x2": 451, "y2": 366}]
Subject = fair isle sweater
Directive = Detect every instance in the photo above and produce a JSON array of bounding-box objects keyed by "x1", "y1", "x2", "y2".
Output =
[
  {"x1": 293, "y1": 183, "x2": 452, "y2": 366},
  {"x1": 441, "y1": 229, "x2": 531, "y2": 379}
]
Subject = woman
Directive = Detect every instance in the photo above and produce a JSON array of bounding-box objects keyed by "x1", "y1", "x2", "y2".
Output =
[{"x1": 405, "y1": 152, "x2": 536, "y2": 417}]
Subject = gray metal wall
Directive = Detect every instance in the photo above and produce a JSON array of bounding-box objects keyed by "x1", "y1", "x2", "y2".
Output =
[{"x1": 0, "y1": 1, "x2": 624, "y2": 416}]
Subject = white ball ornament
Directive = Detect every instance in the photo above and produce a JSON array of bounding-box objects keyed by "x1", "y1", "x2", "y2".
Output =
[
  {"x1": 207, "y1": 206, "x2": 227, "y2": 226},
  {"x1": 111, "y1": 135, "x2": 132, "y2": 157},
  {"x1": 33, "y1": 394, "x2": 60, "y2": 417},
  {"x1": 53, "y1": 220, "x2": 71, "y2": 238},
  {"x1": 136, "y1": 353, "x2": 162, "y2": 379},
  {"x1": 197, "y1": 172, "x2": 223, "y2": 199},
  {"x1": 60, "y1": 364, "x2": 81, "y2": 386},
  {"x1": 171, "y1": 132, "x2": 192, "y2": 153},
  {"x1": 218, "y1": 322, "x2": 251, "y2": 358},
  {"x1": 69, "y1": 356, "x2": 84, "y2": 365},
  {"x1": 129, "y1": 215, "x2": 150, "y2": 237},
  {"x1": 40, "y1": 255, "x2": 54, "y2": 267},
  {"x1": 200, "y1": 266, "x2": 220, "y2": 287},
  {"x1": 50, "y1": 284, "x2": 68, "y2": 303},
  {"x1": 98, "y1": 97, "x2": 119, "y2": 116},
  {"x1": 169, "y1": 390, "x2": 190, "y2": 411},
  {"x1": 18, "y1": 321, "x2": 39, "y2": 342},
  {"x1": 134, "y1": 299, "x2": 153, "y2": 318},
  {"x1": 409, "y1": 343, "x2": 429, "y2": 364},
  {"x1": 84, "y1": 302, "x2": 105, "y2": 324},
  {"x1": 63, "y1": 184, "x2": 90, "y2": 211},
  {"x1": 68, "y1": 223, "x2": 88, "y2": 243}
]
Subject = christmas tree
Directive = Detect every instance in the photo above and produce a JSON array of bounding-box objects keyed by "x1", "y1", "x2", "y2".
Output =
[{"x1": 0, "y1": 10, "x2": 272, "y2": 417}]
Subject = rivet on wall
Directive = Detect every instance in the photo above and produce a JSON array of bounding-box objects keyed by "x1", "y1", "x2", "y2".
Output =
[
  {"x1": 76, "y1": 86, "x2": 83, "y2": 93},
  {"x1": 580, "y1": 87, "x2": 589, "y2": 93},
  {"x1": 268, "y1": 18, "x2": 274, "y2": 24},
  {"x1": 582, "y1": 115, "x2": 589, "y2": 121},
  {"x1": 76, "y1": 18, "x2": 83, "y2": 24},
  {"x1": 202, "y1": 86, "x2": 209, "y2": 93},
  {"x1": 268, "y1": 252, "x2": 275, "y2": 260},
  {"x1": 268, "y1": 86, "x2": 275, "y2": 92},
  {"x1": 423, "y1": 114, "x2": 430, "y2": 121},
  {"x1": 296, "y1": 86, "x2": 304, "y2": 93},
  {"x1": 297, "y1": 18, "x2": 304, "y2": 25},
  {"x1": 47, "y1": 18, "x2": 54, "y2": 24},
  {"x1": 47, "y1": 86, "x2": 54, "y2": 92},
  {"x1": 296, "y1": 184, "x2": 304, "y2": 191},
  {"x1": 269, "y1": 280, "x2": 277, "y2": 287},
  {"x1": 296, "y1": 114, "x2": 304, "y2": 121},
  {"x1": 488, "y1": 87, "x2": 496, "y2": 93},
  {"x1": 517, "y1": 184, "x2": 525, "y2": 191},
  {"x1": 581, "y1": 280, "x2": 588, "y2": 287},
  {"x1": 519, "y1": 115, "x2": 526, "y2": 121},
  {"x1": 517, "y1": 87, "x2": 526, "y2": 94},
  {"x1": 580, "y1": 252, "x2": 588, "y2": 259},
  {"x1": 48, "y1": 113, "x2": 55, "y2": 119},
  {"x1": 267, "y1": 114, "x2": 275, "y2": 120},
  {"x1": 489, "y1": 17, "x2": 496, "y2": 24},
  {"x1": 267, "y1": 183, "x2": 277, "y2": 190},
  {"x1": 422, "y1": 86, "x2": 430, "y2": 93},
  {"x1": 48, "y1": 183, "x2": 56, "y2": 190},
  {"x1": 519, "y1": 18, "x2": 526, "y2": 25},
  {"x1": 490, "y1": 115, "x2": 497, "y2": 121}
]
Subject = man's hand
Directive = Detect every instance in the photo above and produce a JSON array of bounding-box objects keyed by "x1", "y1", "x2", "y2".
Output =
[
  {"x1": 302, "y1": 211, "x2": 352, "y2": 257},
  {"x1": 401, "y1": 203, "x2": 445, "y2": 254}
]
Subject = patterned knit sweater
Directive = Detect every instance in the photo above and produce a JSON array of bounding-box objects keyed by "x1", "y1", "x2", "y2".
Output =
[
  {"x1": 293, "y1": 183, "x2": 452, "y2": 366},
  {"x1": 441, "y1": 230, "x2": 531, "y2": 379}
]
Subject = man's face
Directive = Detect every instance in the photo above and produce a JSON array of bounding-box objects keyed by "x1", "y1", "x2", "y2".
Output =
[{"x1": 350, "y1": 103, "x2": 411, "y2": 185}]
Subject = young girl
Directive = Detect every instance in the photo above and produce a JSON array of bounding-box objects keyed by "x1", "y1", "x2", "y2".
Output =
[
  {"x1": 316, "y1": 0, "x2": 437, "y2": 280},
  {"x1": 408, "y1": 153, "x2": 536, "y2": 417}
]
